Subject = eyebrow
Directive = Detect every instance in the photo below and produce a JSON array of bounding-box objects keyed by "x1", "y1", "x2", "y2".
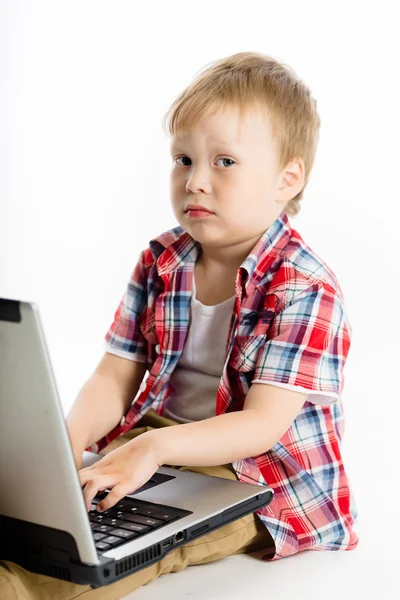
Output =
[{"x1": 170, "y1": 139, "x2": 237, "y2": 150}]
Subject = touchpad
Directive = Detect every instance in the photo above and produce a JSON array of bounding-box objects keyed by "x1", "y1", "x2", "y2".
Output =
[
  {"x1": 94, "y1": 473, "x2": 176, "y2": 502},
  {"x1": 82, "y1": 452, "x2": 176, "y2": 495},
  {"x1": 126, "y1": 472, "x2": 176, "y2": 495}
]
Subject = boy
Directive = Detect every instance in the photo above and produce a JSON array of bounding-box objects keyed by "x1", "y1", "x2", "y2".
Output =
[{"x1": 0, "y1": 51, "x2": 359, "y2": 599}]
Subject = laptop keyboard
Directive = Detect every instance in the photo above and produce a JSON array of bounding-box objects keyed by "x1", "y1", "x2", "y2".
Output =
[{"x1": 89, "y1": 493, "x2": 192, "y2": 553}]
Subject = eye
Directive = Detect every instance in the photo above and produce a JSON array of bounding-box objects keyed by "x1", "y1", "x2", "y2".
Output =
[
  {"x1": 175, "y1": 156, "x2": 235, "y2": 168},
  {"x1": 175, "y1": 156, "x2": 191, "y2": 166},
  {"x1": 216, "y1": 158, "x2": 235, "y2": 168}
]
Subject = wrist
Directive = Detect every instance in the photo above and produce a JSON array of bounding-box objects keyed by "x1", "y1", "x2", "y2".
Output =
[{"x1": 140, "y1": 428, "x2": 169, "y2": 467}]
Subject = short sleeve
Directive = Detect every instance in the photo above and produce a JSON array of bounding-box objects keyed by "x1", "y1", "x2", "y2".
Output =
[
  {"x1": 252, "y1": 283, "x2": 351, "y2": 405},
  {"x1": 103, "y1": 250, "x2": 149, "y2": 363}
]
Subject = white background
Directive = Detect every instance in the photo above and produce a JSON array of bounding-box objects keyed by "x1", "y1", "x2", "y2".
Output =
[{"x1": 1, "y1": 1, "x2": 399, "y2": 597}]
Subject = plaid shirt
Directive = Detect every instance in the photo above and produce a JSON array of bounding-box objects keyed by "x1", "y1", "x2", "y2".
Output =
[{"x1": 93, "y1": 210, "x2": 359, "y2": 561}]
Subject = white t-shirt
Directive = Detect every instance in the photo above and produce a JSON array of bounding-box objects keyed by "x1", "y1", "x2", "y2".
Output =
[
  {"x1": 104, "y1": 269, "x2": 337, "y2": 422},
  {"x1": 163, "y1": 271, "x2": 235, "y2": 423},
  {"x1": 163, "y1": 267, "x2": 338, "y2": 423}
]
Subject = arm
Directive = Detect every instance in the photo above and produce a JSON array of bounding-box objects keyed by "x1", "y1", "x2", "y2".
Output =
[
  {"x1": 70, "y1": 247, "x2": 151, "y2": 463},
  {"x1": 148, "y1": 282, "x2": 349, "y2": 467},
  {"x1": 66, "y1": 352, "x2": 147, "y2": 468},
  {"x1": 147, "y1": 383, "x2": 308, "y2": 467},
  {"x1": 79, "y1": 383, "x2": 307, "y2": 512},
  {"x1": 78, "y1": 282, "x2": 348, "y2": 511}
]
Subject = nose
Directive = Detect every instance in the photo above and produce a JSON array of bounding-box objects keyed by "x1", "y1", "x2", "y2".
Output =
[{"x1": 185, "y1": 165, "x2": 212, "y2": 194}]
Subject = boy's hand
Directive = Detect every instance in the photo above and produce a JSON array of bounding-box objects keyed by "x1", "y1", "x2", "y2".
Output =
[{"x1": 78, "y1": 435, "x2": 161, "y2": 512}]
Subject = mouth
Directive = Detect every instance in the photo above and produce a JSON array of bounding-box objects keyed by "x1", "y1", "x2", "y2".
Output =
[
  {"x1": 184, "y1": 204, "x2": 215, "y2": 215},
  {"x1": 184, "y1": 209, "x2": 215, "y2": 219}
]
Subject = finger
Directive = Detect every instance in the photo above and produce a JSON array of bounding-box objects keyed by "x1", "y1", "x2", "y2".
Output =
[
  {"x1": 78, "y1": 465, "x2": 97, "y2": 474},
  {"x1": 97, "y1": 483, "x2": 132, "y2": 512},
  {"x1": 78, "y1": 469, "x2": 89, "y2": 484},
  {"x1": 79, "y1": 464, "x2": 110, "y2": 487},
  {"x1": 79, "y1": 470, "x2": 95, "y2": 487},
  {"x1": 82, "y1": 475, "x2": 117, "y2": 511},
  {"x1": 78, "y1": 457, "x2": 109, "y2": 476}
]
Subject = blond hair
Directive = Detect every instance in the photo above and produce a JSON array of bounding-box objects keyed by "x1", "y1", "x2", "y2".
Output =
[{"x1": 162, "y1": 51, "x2": 321, "y2": 217}]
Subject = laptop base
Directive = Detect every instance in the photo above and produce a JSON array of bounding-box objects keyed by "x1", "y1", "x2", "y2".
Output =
[{"x1": 0, "y1": 491, "x2": 273, "y2": 588}]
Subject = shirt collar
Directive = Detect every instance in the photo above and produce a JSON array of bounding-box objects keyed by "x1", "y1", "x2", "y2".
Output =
[{"x1": 150, "y1": 210, "x2": 292, "y2": 298}]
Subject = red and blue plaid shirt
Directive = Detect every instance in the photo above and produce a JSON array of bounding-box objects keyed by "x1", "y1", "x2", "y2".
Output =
[{"x1": 94, "y1": 210, "x2": 359, "y2": 561}]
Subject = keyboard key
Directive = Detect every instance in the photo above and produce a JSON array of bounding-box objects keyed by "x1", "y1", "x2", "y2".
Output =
[
  {"x1": 116, "y1": 502, "x2": 139, "y2": 512},
  {"x1": 93, "y1": 532, "x2": 107, "y2": 541},
  {"x1": 103, "y1": 518, "x2": 126, "y2": 527},
  {"x1": 120, "y1": 522, "x2": 150, "y2": 533},
  {"x1": 119, "y1": 501, "x2": 180, "y2": 522},
  {"x1": 89, "y1": 514, "x2": 105, "y2": 523},
  {"x1": 96, "y1": 542, "x2": 111, "y2": 551},
  {"x1": 112, "y1": 528, "x2": 138, "y2": 540},
  {"x1": 136, "y1": 507, "x2": 177, "y2": 522},
  {"x1": 93, "y1": 524, "x2": 114, "y2": 535},
  {"x1": 94, "y1": 492, "x2": 108, "y2": 502},
  {"x1": 120, "y1": 513, "x2": 146, "y2": 524},
  {"x1": 106, "y1": 509, "x2": 125, "y2": 518},
  {"x1": 122, "y1": 514, "x2": 164, "y2": 528},
  {"x1": 120, "y1": 512, "x2": 163, "y2": 527},
  {"x1": 123, "y1": 508, "x2": 143, "y2": 517},
  {"x1": 102, "y1": 535, "x2": 122, "y2": 546}
]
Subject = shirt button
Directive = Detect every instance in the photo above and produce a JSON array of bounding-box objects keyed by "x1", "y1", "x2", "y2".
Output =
[
  {"x1": 119, "y1": 416, "x2": 126, "y2": 426},
  {"x1": 155, "y1": 344, "x2": 161, "y2": 354},
  {"x1": 139, "y1": 381, "x2": 147, "y2": 393},
  {"x1": 90, "y1": 443, "x2": 99, "y2": 453}
]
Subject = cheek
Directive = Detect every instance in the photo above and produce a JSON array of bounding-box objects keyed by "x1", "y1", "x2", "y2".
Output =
[
  {"x1": 169, "y1": 174, "x2": 178, "y2": 189},
  {"x1": 253, "y1": 165, "x2": 274, "y2": 193},
  {"x1": 169, "y1": 180, "x2": 182, "y2": 203}
]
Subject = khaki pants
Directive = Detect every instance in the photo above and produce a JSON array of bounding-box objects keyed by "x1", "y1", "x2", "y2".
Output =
[{"x1": 0, "y1": 410, "x2": 275, "y2": 600}]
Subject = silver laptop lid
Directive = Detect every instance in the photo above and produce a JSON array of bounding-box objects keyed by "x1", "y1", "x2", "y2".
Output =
[
  {"x1": 0, "y1": 298, "x2": 274, "y2": 566},
  {"x1": 0, "y1": 299, "x2": 99, "y2": 565}
]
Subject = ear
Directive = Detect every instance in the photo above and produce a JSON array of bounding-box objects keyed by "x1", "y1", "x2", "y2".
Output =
[{"x1": 276, "y1": 158, "x2": 305, "y2": 204}]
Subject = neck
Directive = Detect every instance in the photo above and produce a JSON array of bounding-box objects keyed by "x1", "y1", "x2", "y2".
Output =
[{"x1": 197, "y1": 231, "x2": 263, "y2": 273}]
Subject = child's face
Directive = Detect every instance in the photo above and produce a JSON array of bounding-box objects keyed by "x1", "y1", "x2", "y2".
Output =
[{"x1": 169, "y1": 103, "x2": 303, "y2": 250}]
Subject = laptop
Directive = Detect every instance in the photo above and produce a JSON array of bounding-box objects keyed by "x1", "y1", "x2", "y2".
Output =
[{"x1": 0, "y1": 298, "x2": 274, "y2": 589}]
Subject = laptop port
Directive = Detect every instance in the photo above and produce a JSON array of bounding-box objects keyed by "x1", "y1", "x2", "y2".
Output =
[
  {"x1": 162, "y1": 539, "x2": 172, "y2": 549},
  {"x1": 174, "y1": 531, "x2": 185, "y2": 543},
  {"x1": 191, "y1": 524, "x2": 209, "y2": 536}
]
